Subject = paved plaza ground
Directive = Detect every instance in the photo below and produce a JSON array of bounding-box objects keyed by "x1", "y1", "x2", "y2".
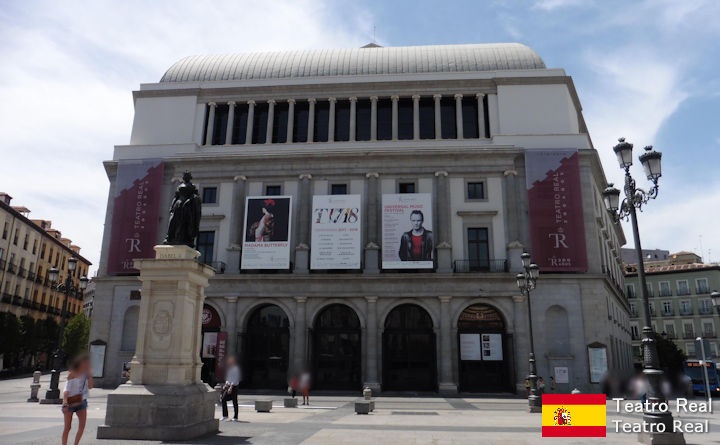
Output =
[{"x1": 1, "y1": 372, "x2": 719, "y2": 444}]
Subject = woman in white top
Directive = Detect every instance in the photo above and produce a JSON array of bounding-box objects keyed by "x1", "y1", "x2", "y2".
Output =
[{"x1": 62, "y1": 354, "x2": 93, "y2": 445}]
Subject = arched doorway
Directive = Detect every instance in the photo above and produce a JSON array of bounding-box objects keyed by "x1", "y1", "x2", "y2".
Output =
[
  {"x1": 245, "y1": 304, "x2": 290, "y2": 389},
  {"x1": 383, "y1": 304, "x2": 436, "y2": 392},
  {"x1": 200, "y1": 304, "x2": 222, "y2": 387},
  {"x1": 457, "y1": 304, "x2": 511, "y2": 392},
  {"x1": 312, "y1": 304, "x2": 361, "y2": 390}
]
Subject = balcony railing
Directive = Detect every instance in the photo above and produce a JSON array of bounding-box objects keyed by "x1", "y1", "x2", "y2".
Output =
[
  {"x1": 27, "y1": 271, "x2": 35, "y2": 281},
  {"x1": 12, "y1": 295, "x2": 22, "y2": 306},
  {"x1": 699, "y1": 308, "x2": 714, "y2": 315},
  {"x1": 662, "y1": 311, "x2": 674, "y2": 317},
  {"x1": 683, "y1": 332, "x2": 696, "y2": 339},
  {"x1": 453, "y1": 259, "x2": 508, "y2": 273},
  {"x1": 17, "y1": 267, "x2": 26, "y2": 278},
  {"x1": 680, "y1": 309, "x2": 693, "y2": 316},
  {"x1": 6, "y1": 263, "x2": 15, "y2": 274},
  {"x1": 1, "y1": 292, "x2": 11, "y2": 304},
  {"x1": 39, "y1": 303, "x2": 46, "y2": 311},
  {"x1": 678, "y1": 289, "x2": 691, "y2": 296},
  {"x1": 659, "y1": 290, "x2": 672, "y2": 297},
  {"x1": 702, "y1": 332, "x2": 716, "y2": 338}
]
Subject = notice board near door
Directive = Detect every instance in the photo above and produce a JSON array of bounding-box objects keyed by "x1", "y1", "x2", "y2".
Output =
[{"x1": 459, "y1": 333, "x2": 503, "y2": 361}]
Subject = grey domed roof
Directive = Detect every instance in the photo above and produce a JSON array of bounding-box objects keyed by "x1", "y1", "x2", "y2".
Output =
[{"x1": 160, "y1": 43, "x2": 545, "y2": 83}]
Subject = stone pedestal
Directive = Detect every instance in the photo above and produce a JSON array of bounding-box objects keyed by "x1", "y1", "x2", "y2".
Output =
[{"x1": 97, "y1": 245, "x2": 218, "y2": 441}]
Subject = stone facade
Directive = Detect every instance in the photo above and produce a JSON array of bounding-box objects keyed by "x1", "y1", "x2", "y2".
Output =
[{"x1": 90, "y1": 43, "x2": 630, "y2": 394}]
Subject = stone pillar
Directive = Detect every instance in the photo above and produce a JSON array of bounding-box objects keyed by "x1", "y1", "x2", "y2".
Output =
[
  {"x1": 391, "y1": 95, "x2": 399, "y2": 141},
  {"x1": 327, "y1": 97, "x2": 336, "y2": 142},
  {"x1": 487, "y1": 93, "x2": 499, "y2": 137},
  {"x1": 98, "y1": 245, "x2": 218, "y2": 440},
  {"x1": 370, "y1": 96, "x2": 378, "y2": 142},
  {"x1": 433, "y1": 94, "x2": 442, "y2": 140},
  {"x1": 504, "y1": 169, "x2": 523, "y2": 273},
  {"x1": 224, "y1": 297, "x2": 238, "y2": 357},
  {"x1": 364, "y1": 296, "x2": 380, "y2": 391},
  {"x1": 204, "y1": 102, "x2": 216, "y2": 146},
  {"x1": 435, "y1": 171, "x2": 452, "y2": 273},
  {"x1": 245, "y1": 100, "x2": 255, "y2": 145},
  {"x1": 286, "y1": 99, "x2": 295, "y2": 143},
  {"x1": 293, "y1": 297, "x2": 307, "y2": 372},
  {"x1": 476, "y1": 93, "x2": 486, "y2": 138},
  {"x1": 349, "y1": 97, "x2": 357, "y2": 142},
  {"x1": 454, "y1": 94, "x2": 464, "y2": 140},
  {"x1": 265, "y1": 99, "x2": 275, "y2": 144},
  {"x1": 307, "y1": 98, "x2": 316, "y2": 143},
  {"x1": 294, "y1": 174, "x2": 312, "y2": 274},
  {"x1": 227, "y1": 175, "x2": 247, "y2": 272},
  {"x1": 438, "y1": 296, "x2": 457, "y2": 394},
  {"x1": 225, "y1": 101, "x2": 235, "y2": 145},
  {"x1": 513, "y1": 294, "x2": 528, "y2": 394},
  {"x1": 364, "y1": 172, "x2": 380, "y2": 274},
  {"x1": 412, "y1": 94, "x2": 420, "y2": 140}
]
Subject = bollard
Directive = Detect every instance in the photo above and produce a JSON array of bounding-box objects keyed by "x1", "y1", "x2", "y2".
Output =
[
  {"x1": 255, "y1": 400, "x2": 272, "y2": 412},
  {"x1": 28, "y1": 371, "x2": 41, "y2": 402},
  {"x1": 363, "y1": 386, "x2": 372, "y2": 400},
  {"x1": 284, "y1": 398, "x2": 298, "y2": 408},
  {"x1": 355, "y1": 400, "x2": 371, "y2": 414}
]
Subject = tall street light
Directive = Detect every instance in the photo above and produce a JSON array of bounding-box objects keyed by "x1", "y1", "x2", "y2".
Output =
[
  {"x1": 516, "y1": 252, "x2": 540, "y2": 413},
  {"x1": 40, "y1": 257, "x2": 88, "y2": 404},
  {"x1": 602, "y1": 138, "x2": 685, "y2": 444}
]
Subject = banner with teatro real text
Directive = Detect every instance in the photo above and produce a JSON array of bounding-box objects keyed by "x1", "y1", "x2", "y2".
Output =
[
  {"x1": 311, "y1": 194, "x2": 361, "y2": 270},
  {"x1": 107, "y1": 159, "x2": 164, "y2": 275},
  {"x1": 241, "y1": 196, "x2": 292, "y2": 269},
  {"x1": 525, "y1": 149, "x2": 587, "y2": 272}
]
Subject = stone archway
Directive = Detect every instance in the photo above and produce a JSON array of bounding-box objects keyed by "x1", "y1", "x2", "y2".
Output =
[
  {"x1": 244, "y1": 304, "x2": 290, "y2": 389},
  {"x1": 311, "y1": 304, "x2": 362, "y2": 390}
]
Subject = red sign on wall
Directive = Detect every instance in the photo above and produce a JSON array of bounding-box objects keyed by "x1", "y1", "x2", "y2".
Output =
[
  {"x1": 525, "y1": 150, "x2": 588, "y2": 272},
  {"x1": 215, "y1": 332, "x2": 228, "y2": 381},
  {"x1": 107, "y1": 159, "x2": 164, "y2": 275}
]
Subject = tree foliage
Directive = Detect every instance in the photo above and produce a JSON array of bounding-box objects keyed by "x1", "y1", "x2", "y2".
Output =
[
  {"x1": 62, "y1": 313, "x2": 90, "y2": 360},
  {"x1": 653, "y1": 333, "x2": 687, "y2": 375}
]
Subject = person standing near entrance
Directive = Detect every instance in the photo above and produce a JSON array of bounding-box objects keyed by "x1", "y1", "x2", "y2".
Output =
[
  {"x1": 221, "y1": 356, "x2": 240, "y2": 421},
  {"x1": 300, "y1": 370, "x2": 311, "y2": 405},
  {"x1": 61, "y1": 354, "x2": 93, "y2": 445}
]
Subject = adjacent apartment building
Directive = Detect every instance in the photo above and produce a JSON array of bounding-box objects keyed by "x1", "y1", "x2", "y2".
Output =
[
  {"x1": 0, "y1": 193, "x2": 91, "y2": 322},
  {"x1": 90, "y1": 43, "x2": 630, "y2": 394},
  {"x1": 626, "y1": 251, "x2": 720, "y2": 362}
]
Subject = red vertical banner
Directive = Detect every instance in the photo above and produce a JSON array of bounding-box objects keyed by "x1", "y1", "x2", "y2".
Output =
[
  {"x1": 107, "y1": 159, "x2": 164, "y2": 275},
  {"x1": 525, "y1": 150, "x2": 587, "y2": 272},
  {"x1": 215, "y1": 332, "x2": 228, "y2": 381}
]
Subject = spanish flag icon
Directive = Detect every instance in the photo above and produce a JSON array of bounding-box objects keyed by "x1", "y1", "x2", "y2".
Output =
[{"x1": 541, "y1": 394, "x2": 606, "y2": 437}]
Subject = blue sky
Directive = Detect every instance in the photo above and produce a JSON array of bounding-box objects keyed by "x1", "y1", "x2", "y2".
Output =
[{"x1": 0, "y1": 0, "x2": 718, "y2": 272}]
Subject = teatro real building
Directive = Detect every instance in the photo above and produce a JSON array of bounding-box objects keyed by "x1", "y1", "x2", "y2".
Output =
[{"x1": 89, "y1": 43, "x2": 631, "y2": 395}]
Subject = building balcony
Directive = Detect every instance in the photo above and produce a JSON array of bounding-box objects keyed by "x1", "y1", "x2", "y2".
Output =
[
  {"x1": 680, "y1": 310, "x2": 693, "y2": 316},
  {"x1": 699, "y1": 308, "x2": 714, "y2": 315},
  {"x1": 21, "y1": 299, "x2": 30, "y2": 308},
  {"x1": 702, "y1": 332, "x2": 716, "y2": 339},
  {"x1": 39, "y1": 303, "x2": 46, "y2": 311},
  {"x1": 683, "y1": 333, "x2": 696, "y2": 339},
  {"x1": 659, "y1": 291, "x2": 672, "y2": 297},
  {"x1": 631, "y1": 312, "x2": 639, "y2": 318},
  {"x1": 12, "y1": 295, "x2": 22, "y2": 306},
  {"x1": 35, "y1": 275, "x2": 43, "y2": 284},
  {"x1": 453, "y1": 259, "x2": 508, "y2": 273},
  {"x1": 1, "y1": 292, "x2": 11, "y2": 304},
  {"x1": 662, "y1": 311, "x2": 674, "y2": 317},
  {"x1": 17, "y1": 267, "x2": 26, "y2": 278},
  {"x1": 6, "y1": 263, "x2": 15, "y2": 274},
  {"x1": 678, "y1": 290, "x2": 691, "y2": 296},
  {"x1": 27, "y1": 271, "x2": 35, "y2": 281}
]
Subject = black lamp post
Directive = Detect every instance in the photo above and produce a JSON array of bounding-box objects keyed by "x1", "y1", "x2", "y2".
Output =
[
  {"x1": 602, "y1": 138, "x2": 684, "y2": 444},
  {"x1": 40, "y1": 257, "x2": 88, "y2": 404},
  {"x1": 516, "y1": 252, "x2": 540, "y2": 413}
]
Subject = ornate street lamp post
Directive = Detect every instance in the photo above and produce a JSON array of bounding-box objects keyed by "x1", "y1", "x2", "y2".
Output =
[
  {"x1": 602, "y1": 138, "x2": 684, "y2": 444},
  {"x1": 516, "y1": 252, "x2": 540, "y2": 413},
  {"x1": 41, "y1": 257, "x2": 88, "y2": 404}
]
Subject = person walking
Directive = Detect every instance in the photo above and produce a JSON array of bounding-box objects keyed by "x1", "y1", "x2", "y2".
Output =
[
  {"x1": 288, "y1": 373, "x2": 299, "y2": 399},
  {"x1": 537, "y1": 377, "x2": 545, "y2": 395},
  {"x1": 221, "y1": 356, "x2": 241, "y2": 421},
  {"x1": 300, "y1": 370, "x2": 311, "y2": 406},
  {"x1": 549, "y1": 376, "x2": 556, "y2": 393},
  {"x1": 61, "y1": 354, "x2": 93, "y2": 445}
]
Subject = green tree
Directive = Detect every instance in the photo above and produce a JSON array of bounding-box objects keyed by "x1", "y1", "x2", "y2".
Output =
[
  {"x1": 62, "y1": 313, "x2": 90, "y2": 360},
  {"x1": 37, "y1": 317, "x2": 60, "y2": 369},
  {"x1": 0, "y1": 312, "x2": 22, "y2": 368},
  {"x1": 653, "y1": 332, "x2": 687, "y2": 375},
  {"x1": 19, "y1": 315, "x2": 38, "y2": 367}
]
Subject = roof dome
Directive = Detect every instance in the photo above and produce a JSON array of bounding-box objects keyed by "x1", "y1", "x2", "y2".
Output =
[{"x1": 160, "y1": 43, "x2": 545, "y2": 83}]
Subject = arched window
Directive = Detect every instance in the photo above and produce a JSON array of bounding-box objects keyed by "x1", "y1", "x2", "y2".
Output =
[{"x1": 120, "y1": 306, "x2": 139, "y2": 352}]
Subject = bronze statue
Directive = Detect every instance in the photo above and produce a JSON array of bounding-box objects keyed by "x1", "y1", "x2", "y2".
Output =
[{"x1": 164, "y1": 171, "x2": 201, "y2": 248}]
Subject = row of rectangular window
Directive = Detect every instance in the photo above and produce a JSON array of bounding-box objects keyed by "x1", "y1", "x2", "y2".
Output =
[
  {"x1": 626, "y1": 278, "x2": 711, "y2": 298},
  {"x1": 202, "y1": 95, "x2": 490, "y2": 146},
  {"x1": 629, "y1": 299, "x2": 715, "y2": 318},
  {"x1": 199, "y1": 181, "x2": 484, "y2": 205}
]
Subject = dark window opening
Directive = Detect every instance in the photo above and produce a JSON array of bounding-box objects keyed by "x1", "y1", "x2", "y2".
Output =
[
  {"x1": 334, "y1": 100, "x2": 351, "y2": 142},
  {"x1": 211, "y1": 104, "x2": 229, "y2": 145},
  {"x1": 467, "y1": 228, "x2": 490, "y2": 270},
  {"x1": 197, "y1": 231, "x2": 215, "y2": 264},
  {"x1": 252, "y1": 102, "x2": 269, "y2": 144},
  {"x1": 483, "y1": 95, "x2": 490, "y2": 138},
  {"x1": 265, "y1": 185, "x2": 282, "y2": 196},
  {"x1": 293, "y1": 101, "x2": 310, "y2": 143},
  {"x1": 376, "y1": 98, "x2": 392, "y2": 140},
  {"x1": 272, "y1": 101, "x2": 289, "y2": 143},
  {"x1": 440, "y1": 97, "x2": 457, "y2": 139},
  {"x1": 461, "y1": 97, "x2": 479, "y2": 139},
  {"x1": 356, "y1": 99, "x2": 371, "y2": 141},
  {"x1": 399, "y1": 182, "x2": 416, "y2": 194},
  {"x1": 313, "y1": 100, "x2": 330, "y2": 142},
  {"x1": 202, "y1": 187, "x2": 217, "y2": 204},
  {"x1": 202, "y1": 104, "x2": 209, "y2": 144},
  {"x1": 231, "y1": 103, "x2": 249, "y2": 144},
  {"x1": 331, "y1": 184, "x2": 347, "y2": 195},
  {"x1": 397, "y1": 98, "x2": 413, "y2": 140},
  {"x1": 467, "y1": 182, "x2": 484, "y2": 200},
  {"x1": 418, "y1": 97, "x2": 435, "y2": 139}
]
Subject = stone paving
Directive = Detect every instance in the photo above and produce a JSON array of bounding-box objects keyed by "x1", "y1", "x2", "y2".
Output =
[{"x1": 1, "y1": 372, "x2": 719, "y2": 444}]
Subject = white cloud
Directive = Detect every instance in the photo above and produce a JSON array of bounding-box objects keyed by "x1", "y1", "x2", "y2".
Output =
[
  {"x1": 533, "y1": 0, "x2": 585, "y2": 11},
  {"x1": 0, "y1": 0, "x2": 372, "y2": 275}
]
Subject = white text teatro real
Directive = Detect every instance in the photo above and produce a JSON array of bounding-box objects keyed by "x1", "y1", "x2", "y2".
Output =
[{"x1": 90, "y1": 43, "x2": 631, "y2": 394}]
